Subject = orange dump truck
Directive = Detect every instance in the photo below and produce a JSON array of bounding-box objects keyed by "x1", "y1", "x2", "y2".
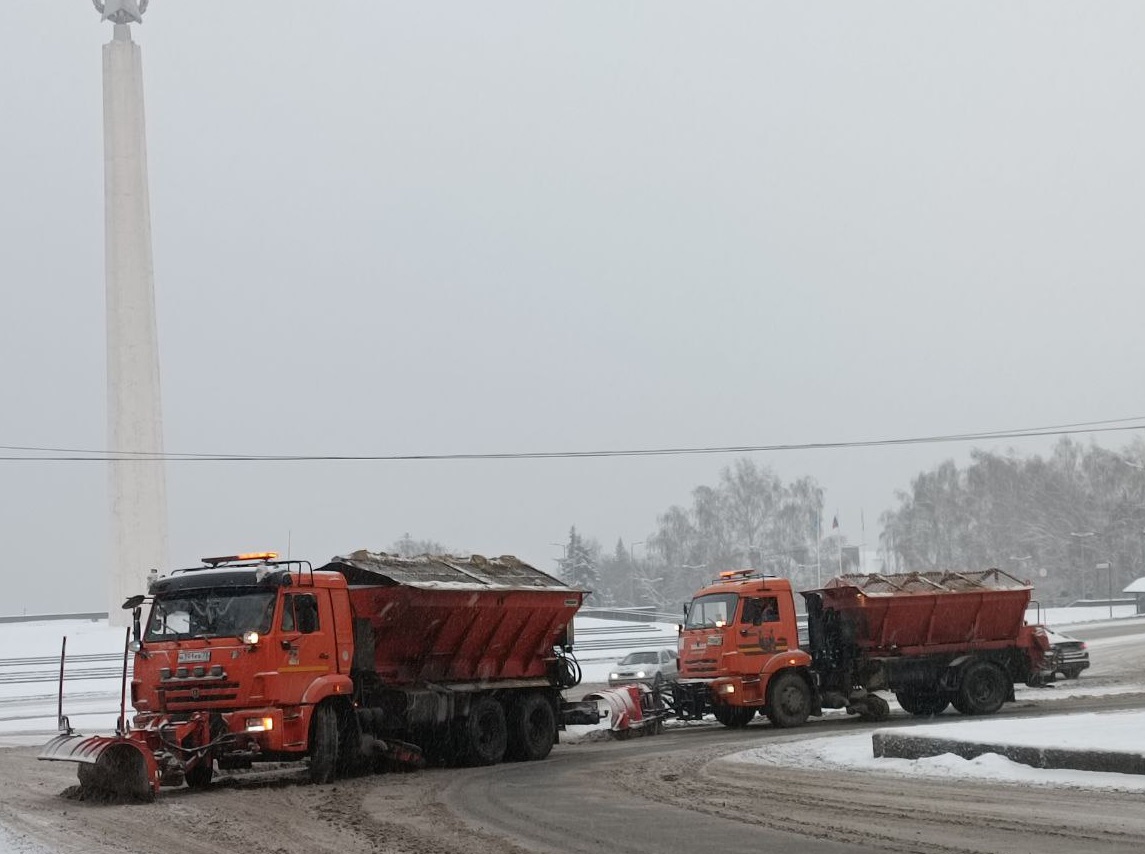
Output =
[
  {"x1": 41, "y1": 551, "x2": 600, "y2": 798},
  {"x1": 672, "y1": 568, "x2": 1052, "y2": 728}
]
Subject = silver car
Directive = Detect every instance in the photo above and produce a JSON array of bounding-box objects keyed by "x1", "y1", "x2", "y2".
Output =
[
  {"x1": 1045, "y1": 629, "x2": 1090, "y2": 679},
  {"x1": 608, "y1": 649, "x2": 679, "y2": 687}
]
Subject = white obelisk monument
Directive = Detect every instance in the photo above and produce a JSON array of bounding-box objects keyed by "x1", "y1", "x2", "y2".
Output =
[{"x1": 97, "y1": 0, "x2": 168, "y2": 626}]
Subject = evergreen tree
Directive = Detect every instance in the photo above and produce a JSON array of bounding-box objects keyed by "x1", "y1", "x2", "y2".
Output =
[{"x1": 559, "y1": 526, "x2": 601, "y2": 603}]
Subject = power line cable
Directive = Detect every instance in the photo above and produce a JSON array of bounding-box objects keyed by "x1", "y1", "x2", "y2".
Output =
[{"x1": 2, "y1": 416, "x2": 1144, "y2": 463}]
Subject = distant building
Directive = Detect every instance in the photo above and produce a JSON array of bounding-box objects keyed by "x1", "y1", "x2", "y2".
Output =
[{"x1": 1124, "y1": 578, "x2": 1145, "y2": 615}]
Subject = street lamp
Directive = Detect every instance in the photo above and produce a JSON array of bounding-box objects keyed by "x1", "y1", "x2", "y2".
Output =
[
  {"x1": 549, "y1": 542, "x2": 567, "y2": 575},
  {"x1": 1069, "y1": 532, "x2": 1096, "y2": 601},
  {"x1": 1096, "y1": 561, "x2": 1114, "y2": 620},
  {"x1": 628, "y1": 542, "x2": 645, "y2": 607}
]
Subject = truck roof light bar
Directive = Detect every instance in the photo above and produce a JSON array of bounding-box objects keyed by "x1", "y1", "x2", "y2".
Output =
[
  {"x1": 201, "y1": 552, "x2": 279, "y2": 567},
  {"x1": 719, "y1": 569, "x2": 756, "y2": 579}
]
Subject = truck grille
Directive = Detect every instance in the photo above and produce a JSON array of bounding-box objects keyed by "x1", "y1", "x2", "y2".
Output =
[{"x1": 159, "y1": 680, "x2": 241, "y2": 710}]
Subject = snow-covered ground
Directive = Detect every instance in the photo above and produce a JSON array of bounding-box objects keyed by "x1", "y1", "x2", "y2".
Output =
[{"x1": 730, "y1": 711, "x2": 1145, "y2": 792}]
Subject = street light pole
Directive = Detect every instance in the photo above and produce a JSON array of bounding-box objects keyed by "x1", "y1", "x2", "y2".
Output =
[
  {"x1": 1069, "y1": 532, "x2": 1097, "y2": 600},
  {"x1": 1096, "y1": 562, "x2": 1113, "y2": 619},
  {"x1": 549, "y1": 542, "x2": 567, "y2": 576},
  {"x1": 629, "y1": 541, "x2": 644, "y2": 606}
]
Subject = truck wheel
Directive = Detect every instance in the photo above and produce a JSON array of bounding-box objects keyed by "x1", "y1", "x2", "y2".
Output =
[
  {"x1": 712, "y1": 705, "x2": 755, "y2": 728},
  {"x1": 506, "y1": 693, "x2": 557, "y2": 762},
  {"x1": 184, "y1": 758, "x2": 214, "y2": 788},
  {"x1": 459, "y1": 696, "x2": 508, "y2": 766},
  {"x1": 766, "y1": 672, "x2": 812, "y2": 728},
  {"x1": 895, "y1": 690, "x2": 950, "y2": 717},
  {"x1": 1062, "y1": 666, "x2": 1083, "y2": 680},
  {"x1": 957, "y1": 662, "x2": 1008, "y2": 715},
  {"x1": 308, "y1": 703, "x2": 340, "y2": 784},
  {"x1": 337, "y1": 707, "x2": 369, "y2": 776}
]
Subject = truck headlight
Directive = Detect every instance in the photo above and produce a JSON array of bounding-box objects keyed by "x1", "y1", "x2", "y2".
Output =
[
  {"x1": 242, "y1": 631, "x2": 260, "y2": 646},
  {"x1": 245, "y1": 717, "x2": 274, "y2": 732},
  {"x1": 721, "y1": 684, "x2": 736, "y2": 694},
  {"x1": 635, "y1": 671, "x2": 646, "y2": 679},
  {"x1": 609, "y1": 672, "x2": 620, "y2": 680}
]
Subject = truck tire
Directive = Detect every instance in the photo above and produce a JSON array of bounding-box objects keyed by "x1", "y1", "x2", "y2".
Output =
[
  {"x1": 712, "y1": 705, "x2": 755, "y2": 728},
  {"x1": 895, "y1": 690, "x2": 950, "y2": 717},
  {"x1": 505, "y1": 693, "x2": 557, "y2": 762},
  {"x1": 308, "y1": 703, "x2": 339, "y2": 784},
  {"x1": 459, "y1": 696, "x2": 508, "y2": 766},
  {"x1": 337, "y1": 707, "x2": 369, "y2": 776},
  {"x1": 956, "y1": 661, "x2": 1008, "y2": 716},
  {"x1": 766, "y1": 672, "x2": 812, "y2": 728},
  {"x1": 184, "y1": 758, "x2": 214, "y2": 788}
]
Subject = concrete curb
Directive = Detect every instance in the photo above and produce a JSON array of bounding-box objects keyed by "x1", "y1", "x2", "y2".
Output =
[{"x1": 872, "y1": 731, "x2": 1145, "y2": 776}]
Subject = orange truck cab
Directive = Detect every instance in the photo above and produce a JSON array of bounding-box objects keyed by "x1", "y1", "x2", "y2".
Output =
[{"x1": 675, "y1": 570, "x2": 817, "y2": 728}]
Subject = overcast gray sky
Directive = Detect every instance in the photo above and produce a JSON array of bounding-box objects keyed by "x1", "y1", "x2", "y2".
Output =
[{"x1": 3, "y1": 2, "x2": 1145, "y2": 613}]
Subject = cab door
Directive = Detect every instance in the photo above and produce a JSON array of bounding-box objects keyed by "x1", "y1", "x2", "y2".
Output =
[
  {"x1": 276, "y1": 591, "x2": 335, "y2": 703},
  {"x1": 737, "y1": 595, "x2": 788, "y2": 667}
]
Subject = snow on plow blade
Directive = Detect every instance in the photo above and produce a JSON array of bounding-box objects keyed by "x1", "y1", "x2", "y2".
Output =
[
  {"x1": 39, "y1": 733, "x2": 158, "y2": 801},
  {"x1": 582, "y1": 684, "x2": 666, "y2": 737}
]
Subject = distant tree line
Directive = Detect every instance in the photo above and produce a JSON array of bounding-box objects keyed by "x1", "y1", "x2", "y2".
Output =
[
  {"x1": 558, "y1": 459, "x2": 847, "y2": 610},
  {"x1": 880, "y1": 438, "x2": 1145, "y2": 605},
  {"x1": 557, "y1": 439, "x2": 1145, "y2": 611}
]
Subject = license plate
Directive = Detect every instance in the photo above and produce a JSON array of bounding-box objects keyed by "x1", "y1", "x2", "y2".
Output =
[{"x1": 178, "y1": 650, "x2": 211, "y2": 663}]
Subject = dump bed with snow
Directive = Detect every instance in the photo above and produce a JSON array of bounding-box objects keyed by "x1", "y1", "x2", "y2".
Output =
[
  {"x1": 322, "y1": 551, "x2": 584, "y2": 686},
  {"x1": 810, "y1": 568, "x2": 1033, "y2": 655}
]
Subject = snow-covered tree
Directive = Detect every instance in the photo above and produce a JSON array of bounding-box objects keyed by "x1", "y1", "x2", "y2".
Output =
[
  {"x1": 390, "y1": 533, "x2": 452, "y2": 557},
  {"x1": 559, "y1": 526, "x2": 601, "y2": 603}
]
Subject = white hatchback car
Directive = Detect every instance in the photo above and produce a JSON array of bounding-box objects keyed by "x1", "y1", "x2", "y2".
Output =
[{"x1": 608, "y1": 649, "x2": 679, "y2": 687}]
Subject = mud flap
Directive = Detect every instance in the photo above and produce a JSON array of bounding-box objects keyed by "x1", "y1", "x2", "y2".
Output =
[{"x1": 39, "y1": 733, "x2": 158, "y2": 801}]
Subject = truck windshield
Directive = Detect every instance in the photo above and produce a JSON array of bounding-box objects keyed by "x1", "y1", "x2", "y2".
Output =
[
  {"x1": 145, "y1": 588, "x2": 277, "y2": 641},
  {"x1": 685, "y1": 593, "x2": 739, "y2": 629}
]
